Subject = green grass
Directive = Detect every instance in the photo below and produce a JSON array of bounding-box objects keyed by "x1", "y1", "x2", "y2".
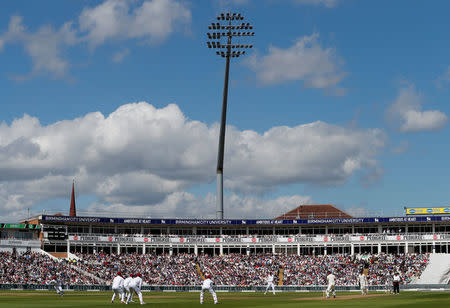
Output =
[{"x1": 0, "y1": 291, "x2": 449, "y2": 308}]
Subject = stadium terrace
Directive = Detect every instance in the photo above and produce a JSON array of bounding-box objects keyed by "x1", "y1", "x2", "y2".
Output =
[
  {"x1": 1, "y1": 203, "x2": 449, "y2": 292},
  {"x1": 1, "y1": 204, "x2": 447, "y2": 256}
]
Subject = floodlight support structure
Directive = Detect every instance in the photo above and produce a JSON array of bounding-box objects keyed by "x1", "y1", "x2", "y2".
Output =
[
  {"x1": 216, "y1": 33, "x2": 231, "y2": 220},
  {"x1": 207, "y1": 13, "x2": 254, "y2": 219}
]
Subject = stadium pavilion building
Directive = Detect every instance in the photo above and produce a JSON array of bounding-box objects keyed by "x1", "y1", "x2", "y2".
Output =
[{"x1": 5, "y1": 198, "x2": 449, "y2": 257}]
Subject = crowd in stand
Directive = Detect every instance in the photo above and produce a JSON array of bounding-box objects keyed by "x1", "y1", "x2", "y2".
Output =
[
  {"x1": 72, "y1": 252, "x2": 430, "y2": 286},
  {"x1": 282, "y1": 254, "x2": 427, "y2": 285},
  {"x1": 0, "y1": 251, "x2": 429, "y2": 286},
  {"x1": 74, "y1": 253, "x2": 202, "y2": 286},
  {"x1": 198, "y1": 254, "x2": 280, "y2": 286},
  {"x1": 365, "y1": 253, "x2": 429, "y2": 284},
  {"x1": 0, "y1": 251, "x2": 96, "y2": 285},
  {"x1": 283, "y1": 254, "x2": 357, "y2": 285}
]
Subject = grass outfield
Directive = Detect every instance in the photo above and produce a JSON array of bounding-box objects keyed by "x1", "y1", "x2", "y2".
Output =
[{"x1": 0, "y1": 291, "x2": 449, "y2": 308}]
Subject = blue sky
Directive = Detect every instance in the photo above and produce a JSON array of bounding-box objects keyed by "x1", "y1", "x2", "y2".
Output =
[{"x1": 0, "y1": 0, "x2": 449, "y2": 221}]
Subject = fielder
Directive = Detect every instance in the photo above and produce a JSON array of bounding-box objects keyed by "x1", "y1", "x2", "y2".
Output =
[
  {"x1": 200, "y1": 275, "x2": 218, "y2": 305},
  {"x1": 127, "y1": 273, "x2": 146, "y2": 305},
  {"x1": 111, "y1": 271, "x2": 125, "y2": 304},
  {"x1": 48, "y1": 276, "x2": 64, "y2": 296},
  {"x1": 358, "y1": 270, "x2": 368, "y2": 295},
  {"x1": 124, "y1": 274, "x2": 134, "y2": 303},
  {"x1": 384, "y1": 273, "x2": 393, "y2": 294},
  {"x1": 264, "y1": 273, "x2": 276, "y2": 295},
  {"x1": 325, "y1": 271, "x2": 336, "y2": 299}
]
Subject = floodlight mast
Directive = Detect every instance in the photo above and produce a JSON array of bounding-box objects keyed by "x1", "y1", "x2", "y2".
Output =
[{"x1": 207, "y1": 13, "x2": 254, "y2": 219}]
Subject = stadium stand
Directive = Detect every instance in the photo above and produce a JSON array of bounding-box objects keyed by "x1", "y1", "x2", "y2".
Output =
[
  {"x1": 0, "y1": 251, "x2": 430, "y2": 286},
  {"x1": 0, "y1": 251, "x2": 96, "y2": 285},
  {"x1": 1, "y1": 198, "x2": 449, "y2": 289}
]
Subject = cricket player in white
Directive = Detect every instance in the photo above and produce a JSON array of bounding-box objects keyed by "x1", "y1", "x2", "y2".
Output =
[
  {"x1": 264, "y1": 273, "x2": 276, "y2": 295},
  {"x1": 124, "y1": 274, "x2": 134, "y2": 303},
  {"x1": 358, "y1": 270, "x2": 368, "y2": 295},
  {"x1": 111, "y1": 272, "x2": 125, "y2": 303},
  {"x1": 127, "y1": 273, "x2": 146, "y2": 305},
  {"x1": 384, "y1": 273, "x2": 393, "y2": 294},
  {"x1": 200, "y1": 275, "x2": 218, "y2": 304},
  {"x1": 326, "y1": 271, "x2": 336, "y2": 298}
]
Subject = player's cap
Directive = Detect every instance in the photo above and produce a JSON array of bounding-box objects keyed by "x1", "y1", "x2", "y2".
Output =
[
  {"x1": 136, "y1": 273, "x2": 141, "y2": 277},
  {"x1": 117, "y1": 272, "x2": 121, "y2": 276},
  {"x1": 130, "y1": 273, "x2": 134, "y2": 277},
  {"x1": 206, "y1": 275, "x2": 211, "y2": 279}
]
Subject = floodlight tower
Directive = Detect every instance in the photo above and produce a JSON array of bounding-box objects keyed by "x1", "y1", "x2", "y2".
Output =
[{"x1": 207, "y1": 13, "x2": 254, "y2": 219}]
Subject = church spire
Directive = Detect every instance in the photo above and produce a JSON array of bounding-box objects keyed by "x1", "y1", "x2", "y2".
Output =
[{"x1": 69, "y1": 180, "x2": 77, "y2": 217}]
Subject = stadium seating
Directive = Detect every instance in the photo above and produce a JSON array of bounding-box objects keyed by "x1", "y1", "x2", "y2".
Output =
[{"x1": 0, "y1": 251, "x2": 429, "y2": 286}]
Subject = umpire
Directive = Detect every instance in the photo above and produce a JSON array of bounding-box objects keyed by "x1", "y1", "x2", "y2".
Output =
[{"x1": 393, "y1": 272, "x2": 401, "y2": 294}]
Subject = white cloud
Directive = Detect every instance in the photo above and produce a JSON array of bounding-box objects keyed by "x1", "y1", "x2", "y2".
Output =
[
  {"x1": 247, "y1": 33, "x2": 347, "y2": 94},
  {"x1": 111, "y1": 48, "x2": 130, "y2": 63},
  {"x1": 79, "y1": 0, "x2": 191, "y2": 48},
  {"x1": 224, "y1": 121, "x2": 385, "y2": 192},
  {"x1": 0, "y1": 102, "x2": 384, "y2": 219},
  {"x1": 344, "y1": 206, "x2": 371, "y2": 217},
  {"x1": 0, "y1": 0, "x2": 191, "y2": 79},
  {"x1": 295, "y1": 0, "x2": 338, "y2": 8},
  {"x1": 0, "y1": 16, "x2": 77, "y2": 79},
  {"x1": 436, "y1": 66, "x2": 450, "y2": 89},
  {"x1": 386, "y1": 86, "x2": 447, "y2": 133},
  {"x1": 391, "y1": 140, "x2": 409, "y2": 155},
  {"x1": 86, "y1": 192, "x2": 313, "y2": 219}
]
